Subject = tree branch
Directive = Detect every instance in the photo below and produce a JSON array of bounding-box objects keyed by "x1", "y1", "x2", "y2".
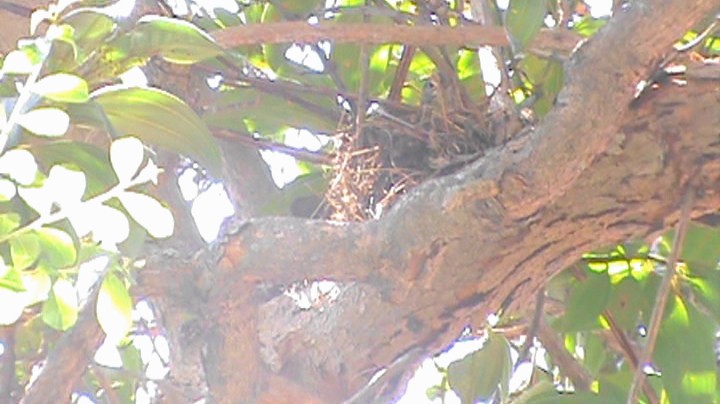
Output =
[
  {"x1": 22, "y1": 288, "x2": 104, "y2": 404},
  {"x1": 201, "y1": 0, "x2": 720, "y2": 400}
]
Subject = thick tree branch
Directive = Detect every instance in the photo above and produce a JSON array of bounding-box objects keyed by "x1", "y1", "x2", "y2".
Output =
[{"x1": 201, "y1": 0, "x2": 720, "y2": 401}]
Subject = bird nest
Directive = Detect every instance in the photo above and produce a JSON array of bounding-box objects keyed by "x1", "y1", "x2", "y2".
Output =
[{"x1": 325, "y1": 87, "x2": 495, "y2": 222}]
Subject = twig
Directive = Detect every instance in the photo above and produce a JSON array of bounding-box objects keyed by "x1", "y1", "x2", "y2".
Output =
[
  {"x1": 214, "y1": 129, "x2": 334, "y2": 165},
  {"x1": 354, "y1": 3, "x2": 371, "y2": 140},
  {"x1": 516, "y1": 289, "x2": 545, "y2": 366},
  {"x1": 387, "y1": 45, "x2": 415, "y2": 102},
  {"x1": 90, "y1": 366, "x2": 121, "y2": 404},
  {"x1": 215, "y1": 22, "x2": 534, "y2": 48},
  {"x1": 536, "y1": 315, "x2": 593, "y2": 391},
  {"x1": 627, "y1": 189, "x2": 695, "y2": 404}
]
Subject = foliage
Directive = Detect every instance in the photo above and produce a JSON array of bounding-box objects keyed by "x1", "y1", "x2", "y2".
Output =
[{"x1": 0, "y1": 0, "x2": 717, "y2": 402}]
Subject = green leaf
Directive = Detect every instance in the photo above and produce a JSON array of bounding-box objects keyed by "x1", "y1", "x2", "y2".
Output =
[
  {"x1": 0, "y1": 266, "x2": 25, "y2": 292},
  {"x1": 654, "y1": 295, "x2": 717, "y2": 403},
  {"x1": 33, "y1": 73, "x2": 90, "y2": 103},
  {"x1": 18, "y1": 268, "x2": 52, "y2": 306},
  {"x1": 119, "y1": 344, "x2": 144, "y2": 373},
  {"x1": 10, "y1": 232, "x2": 40, "y2": 270},
  {"x1": 517, "y1": 55, "x2": 564, "y2": 118},
  {"x1": 457, "y1": 49, "x2": 486, "y2": 104},
  {"x1": 204, "y1": 88, "x2": 337, "y2": 135},
  {"x1": 260, "y1": 171, "x2": 327, "y2": 216},
  {"x1": 35, "y1": 227, "x2": 77, "y2": 268},
  {"x1": 0, "y1": 287, "x2": 25, "y2": 325},
  {"x1": 686, "y1": 270, "x2": 720, "y2": 323},
  {"x1": 97, "y1": 272, "x2": 133, "y2": 344},
  {"x1": 41, "y1": 278, "x2": 78, "y2": 331},
  {"x1": 514, "y1": 390, "x2": 612, "y2": 404},
  {"x1": 1, "y1": 50, "x2": 36, "y2": 75},
  {"x1": 108, "y1": 15, "x2": 224, "y2": 65},
  {"x1": 273, "y1": 0, "x2": 320, "y2": 16},
  {"x1": 0, "y1": 213, "x2": 21, "y2": 235},
  {"x1": 61, "y1": 8, "x2": 117, "y2": 49},
  {"x1": 214, "y1": 8, "x2": 243, "y2": 29},
  {"x1": 583, "y1": 333, "x2": 608, "y2": 376},
  {"x1": 573, "y1": 16, "x2": 608, "y2": 38},
  {"x1": 558, "y1": 271, "x2": 611, "y2": 332},
  {"x1": 678, "y1": 223, "x2": 720, "y2": 271},
  {"x1": 117, "y1": 191, "x2": 174, "y2": 238},
  {"x1": 30, "y1": 141, "x2": 115, "y2": 196},
  {"x1": 17, "y1": 108, "x2": 70, "y2": 137},
  {"x1": 605, "y1": 276, "x2": 646, "y2": 330},
  {"x1": 92, "y1": 86, "x2": 222, "y2": 176},
  {"x1": 447, "y1": 332, "x2": 512, "y2": 403},
  {"x1": 505, "y1": 0, "x2": 547, "y2": 51}
]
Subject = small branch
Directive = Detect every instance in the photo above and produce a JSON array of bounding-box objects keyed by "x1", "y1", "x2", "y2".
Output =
[
  {"x1": 604, "y1": 312, "x2": 659, "y2": 404},
  {"x1": 536, "y1": 316, "x2": 593, "y2": 391},
  {"x1": 212, "y1": 21, "x2": 578, "y2": 50},
  {"x1": 516, "y1": 289, "x2": 545, "y2": 366},
  {"x1": 354, "y1": 27, "x2": 370, "y2": 140},
  {"x1": 387, "y1": 46, "x2": 415, "y2": 102},
  {"x1": 90, "y1": 366, "x2": 121, "y2": 404},
  {"x1": 627, "y1": 189, "x2": 695, "y2": 404},
  {"x1": 214, "y1": 129, "x2": 333, "y2": 165}
]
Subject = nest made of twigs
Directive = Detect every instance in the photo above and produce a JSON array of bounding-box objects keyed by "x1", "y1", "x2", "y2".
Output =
[{"x1": 325, "y1": 92, "x2": 494, "y2": 222}]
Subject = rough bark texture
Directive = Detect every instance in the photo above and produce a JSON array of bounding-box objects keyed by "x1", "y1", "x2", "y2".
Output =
[
  {"x1": 14, "y1": 0, "x2": 720, "y2": 402},
  {"x1": 193, "y1": 0, "x2": 719, "y2": 401}
]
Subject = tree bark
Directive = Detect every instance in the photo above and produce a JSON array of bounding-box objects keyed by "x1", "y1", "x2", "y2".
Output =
[
  {"x1": 17, "y1": 0, "x2": 720, "y2": 402},
  {"x1": 191, "y1": 0, "x2": 720, "y2": 401}
]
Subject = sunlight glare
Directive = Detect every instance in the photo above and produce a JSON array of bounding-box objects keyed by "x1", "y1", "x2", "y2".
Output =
[
  {"x1": 191, "y1": 183, "x2": 235, "y2": 242},
  {"x1": 95, "y1": 338, "x2": 123, "y2": 368}
]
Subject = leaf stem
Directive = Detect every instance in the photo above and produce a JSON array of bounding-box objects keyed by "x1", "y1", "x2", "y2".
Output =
[{"x1": 0, "y1": 42, "x2": 50, "y2": 154}]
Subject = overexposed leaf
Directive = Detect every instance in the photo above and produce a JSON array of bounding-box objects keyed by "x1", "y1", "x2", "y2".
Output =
[
  {"x1": 0, "y1": 288, "x2": 25, "y2": 325},
  {"x1": 18, "y1": 185, "x2": 52, "y2": 216},
  {"x1": 20, "y1": 268, "x2": 51, "y2": 305},
  {"x1": 9, "y1": 232, "x2": 40, "y2": 270},
  {"x1": 1, "y1": 50, "x2": 34, "y2": 74},
  {"x1": 0, "y1": 213, "x2": 20, "y2": 235},
  {"x1": 42, "y1": 278, "x2": 78, "y2": 330},
  {"x1": 91, "y1": 205, "x2": 130, "y2": 250},
  {"x1": 97, "y1": 272, "x2": 133, "y2": 344},
  {"x1": 0, "y1": 179, "x2": 16, "y2": 201},
  {"x1": 17, "y1": 107, "x2": 70, "y2": 137},
  {"x1": 117, "y1": 192, "x2": 174, "y2": 238},
  {"x1": 35, "y1": 227, "x2": 77, "y2": 267},
  {"x1": 134, "y1": 158, "x2": 162, "y2": 185},
  {"x1": 110, "y1": 136, "x2": 144, "y2": 183},
  {"x1": 92, "y1": 86, "x2": 222, "y2": 176},
  {"x1": 33, "y1": 73, "x2": 89, "y2": 103},
  {"x1": 0, "y1": 149, "x2": 38, "y2": 185},
  {"x1": 46, "y1": 165, "x2": 86, "y2": 208}
]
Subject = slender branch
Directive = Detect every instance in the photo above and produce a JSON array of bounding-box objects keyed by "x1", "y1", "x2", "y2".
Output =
[
  {"x1": 536, "y1": 316, "x2": 593, "y2": 391},
  {"x1": 212, "y1": 21, "x2": 581, "y2": 53},
  {"x1": 627, "y1": 189, "x2": 695, "y2": 404},
  {"x1": 214, "y1": 129, "x2": 333, "y2": 165}
]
